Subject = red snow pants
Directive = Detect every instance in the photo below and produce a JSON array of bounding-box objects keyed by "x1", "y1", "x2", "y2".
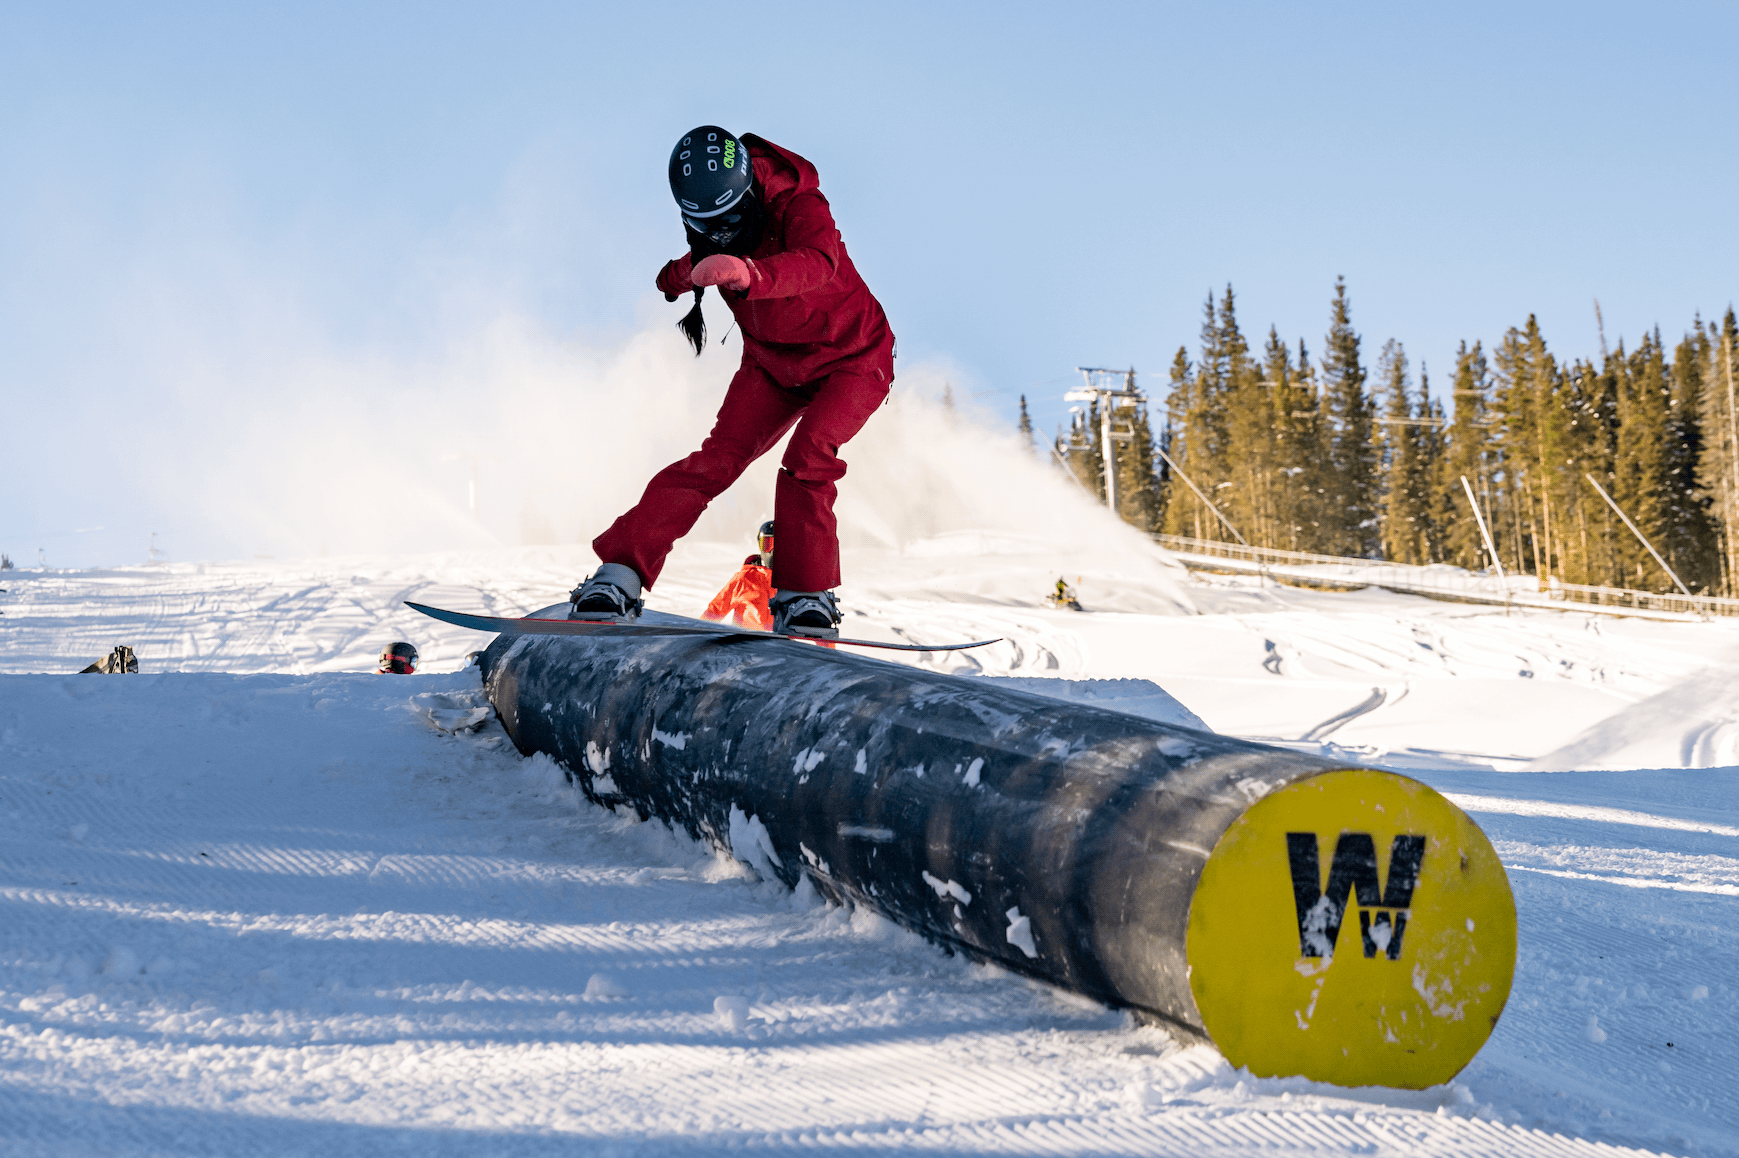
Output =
[{"x1": 592, "y1": 359, "x2": 889, "y2": 593}]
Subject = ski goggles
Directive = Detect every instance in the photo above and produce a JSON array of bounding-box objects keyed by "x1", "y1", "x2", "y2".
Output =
[
  {"x1": 757, "y1": 531, "x2": 775, "y2": 556},
  {"x1": 683, "y1": 191, "x2": 759, "y2": 250}
]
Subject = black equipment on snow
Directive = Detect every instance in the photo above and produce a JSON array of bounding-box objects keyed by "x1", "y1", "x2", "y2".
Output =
[
  {"x1": 377, "y1": 642, "x2": 418, "y2": 674},
  {"x1": 79, "y1": 645, "x2": 138, "y2": 674}
]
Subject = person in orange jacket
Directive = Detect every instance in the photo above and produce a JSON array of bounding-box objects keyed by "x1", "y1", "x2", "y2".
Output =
[{"x1": 702, "y1": 521, "x2": 776, "y2": 631}]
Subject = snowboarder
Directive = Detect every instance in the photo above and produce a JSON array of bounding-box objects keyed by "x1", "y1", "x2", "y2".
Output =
[
  {"x1": 377, "y1": 642, "x2": 418, "y2": 674},
  {"x1": 701, "y1": 521, "x2": 776, "y2": 632},
  {"x1": 570, "y1": 126, "x2": 895, "y2": 641}
]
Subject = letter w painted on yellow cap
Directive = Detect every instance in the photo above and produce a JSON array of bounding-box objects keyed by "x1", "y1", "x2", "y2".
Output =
[{"x1": 1286, "y1": 833, "x2": 1425, "y2": 960}]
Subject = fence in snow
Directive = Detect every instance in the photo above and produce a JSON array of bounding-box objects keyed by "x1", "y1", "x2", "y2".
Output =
[{"x1": 1153, "y1": 533, "x2": 1739, "y2": 621}]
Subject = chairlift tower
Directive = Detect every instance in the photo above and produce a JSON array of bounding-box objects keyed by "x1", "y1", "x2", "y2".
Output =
[{"x1": 1064, "y1": 367, "x2": 1143, "y2": 514}]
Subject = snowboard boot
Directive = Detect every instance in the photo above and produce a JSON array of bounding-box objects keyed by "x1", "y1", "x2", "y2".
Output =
[
  {"x1": 770, "y1": 589, "x2": 841, "y2": 640},
  {"x1": 568, "y1": 563, "x2": 645, "y2": 620}
]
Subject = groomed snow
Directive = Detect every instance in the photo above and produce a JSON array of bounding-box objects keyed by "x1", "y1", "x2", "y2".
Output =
[{"x1": 2, "y1": 541, "x2": 1735, "y2": 1156}]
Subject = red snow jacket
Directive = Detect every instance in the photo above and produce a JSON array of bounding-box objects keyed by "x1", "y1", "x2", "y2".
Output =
[{"x1": 656, "y1": 135, "x2": 894, "y2": 388}]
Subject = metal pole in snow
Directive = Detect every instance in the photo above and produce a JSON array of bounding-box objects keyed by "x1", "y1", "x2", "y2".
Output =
[
  {"x1": 1461, "y1": 475, "x2": 1508, "y2": 613},
  {"x1": 1156, "y1": 447, "x2": 1274, "y2": 586},
  {"x1": 1073, "y1": 370, "x2": 1144, "y2": 517},
  {"x1": 1158, "y1": 447, "x2": 1249, "y2": 548},
  {"x1": 1583, "y1": 473, "x2": 1695, "y2": 600},
  {"x1": 1097, "y1": 391, "x2": 1118, "y2": 515}
]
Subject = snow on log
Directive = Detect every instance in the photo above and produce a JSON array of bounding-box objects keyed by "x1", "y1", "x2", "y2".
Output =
[{"x1": 480, "y1": 627, "x2": 1515, "y2": 1089}]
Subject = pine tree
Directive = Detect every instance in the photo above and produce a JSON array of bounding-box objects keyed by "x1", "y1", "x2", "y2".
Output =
[
  {"x1": 1163, "y1": 293, "x2": 1238, "y2": 540},
  {"x1": 1133, "y1": 289, "x2": 1732, "y2": 589},
  {"x1": 1114, "y1": 369, "x2": 1163, "y2": 530},
  {"x1": 1488, "y1": 325, "x2": 1530, "y2": 575},
  {"x1": 1537, "y1": 354, "x2": 1613, "y2": 586},
  {"x1": 1667, "y1": 328, "x2": 1717, "y2": 590},
  {"x1": 1414, "y1": 366, "x2": 1447, "y2": 560},
  {"x1": 1533, "y1": 335, "x2": 1590, "y2": 587},
  {"x1": 1017, "y1": 394, "x2": 1035, "y2": 456},
  {"x1": 1377, "y1": 341, "x2": 1431, "y2": 564},
  {"x1": 1216, "y1": 287, "x2": 1272, "y2": 546},
  {"x1": 1318, "y1": 277, "x2": 1377, "y2": 556},
  {"x1": 1292, "y1": 338, "x2": 1330, "y2": 550},
  {"x1": 1182, "y1": 289, "x2": 1235, "y2": 539},
  {"x1": 1262, "y1": 328, "x2": 1319, "y2": 550},
  {"x1": 1491, "y1": 316, "x2": 1569, "y2": 582},
  {"x1": 1592, "y1": 344, "x2": 1627, "y2": 580},
  {"x1": 1695, "y1": 309, "x2": 1739, "y2": 594},
  {"x1": 1612, "y1": 335, "x2": 1675, "y2": 590},
  {"x1": 1432, "y1": 342, "x2": 1490, "y2": 570},
  {"x1": 1068, "y1": 401, "x2": 1104, "y2": 499},
  {"x1": 1155, "y1": 346, "x2": 1191, "y2": 532}
]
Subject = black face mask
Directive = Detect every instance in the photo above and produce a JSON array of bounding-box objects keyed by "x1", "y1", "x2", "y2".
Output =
[{"x1": 684, "y1": 188, "x2": 762, "y2": 256}]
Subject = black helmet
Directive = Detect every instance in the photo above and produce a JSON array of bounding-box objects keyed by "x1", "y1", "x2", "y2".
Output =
[
  {"x1": 377, "y1": 641, "x2": 418, "y2": 674},
  {"x1": 670, "y1": 126, "x2": 752, "y2": 216},
  {"x1": 756, "y1": 520, "x2": 774, "y2": 565},
  {"x1": 670, "y1": 126, "x2": 760, "y2": 252}
]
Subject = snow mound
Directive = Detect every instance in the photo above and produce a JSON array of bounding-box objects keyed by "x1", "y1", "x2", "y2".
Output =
[
  {"x1": 1529, "y1": 662, "x2": 1739, "y2": 770},
  {"x1": 4, "y1": 566, "x2": 1739, "y2": 1154},
  {"x1": 982, "y1": 676, "x2": 1210, "y2": 732}
]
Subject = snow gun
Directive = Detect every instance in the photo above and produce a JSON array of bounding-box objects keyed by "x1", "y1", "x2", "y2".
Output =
[{"x1": 477, "y1": 624, "x2": 1516, "y2": 1089}]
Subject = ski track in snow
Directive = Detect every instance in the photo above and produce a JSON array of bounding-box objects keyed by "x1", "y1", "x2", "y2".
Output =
[{"x1": 1, "y1": 548, "x2": 1736, "y2": 1156}]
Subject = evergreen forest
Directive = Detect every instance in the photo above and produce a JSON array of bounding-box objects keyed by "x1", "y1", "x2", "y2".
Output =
[{"x1": 1038, "y1": 280, "x2": 1739, "y2": 597}]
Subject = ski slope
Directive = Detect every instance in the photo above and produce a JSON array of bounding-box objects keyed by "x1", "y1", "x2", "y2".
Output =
[{"x1": 1, "y1": 540, "x2": 1736, "y2": 1156}]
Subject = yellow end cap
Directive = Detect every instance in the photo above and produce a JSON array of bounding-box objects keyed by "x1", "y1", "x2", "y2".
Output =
[{"x1": 1187, "y1": 768, "x2": 1516, "y2": 1089}]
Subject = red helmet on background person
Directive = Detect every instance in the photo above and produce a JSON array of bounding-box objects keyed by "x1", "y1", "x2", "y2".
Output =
[{"x1": 377, "y1": 642, "x2": 418, "y2": 674}]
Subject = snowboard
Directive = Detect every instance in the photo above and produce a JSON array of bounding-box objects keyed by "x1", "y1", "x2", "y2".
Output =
[{"x1": 405, "y1": 602, "x2": 1000, "y2": 653}]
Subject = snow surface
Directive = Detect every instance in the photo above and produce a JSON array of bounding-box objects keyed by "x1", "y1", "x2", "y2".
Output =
[{"x1": 2, "y1": 541, "x2": 1737, "y2": 1156}]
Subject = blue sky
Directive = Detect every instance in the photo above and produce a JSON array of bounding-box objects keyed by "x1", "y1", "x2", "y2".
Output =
[{"x1": 3, "y1": 2, "x2": 1736, "y2": 565}]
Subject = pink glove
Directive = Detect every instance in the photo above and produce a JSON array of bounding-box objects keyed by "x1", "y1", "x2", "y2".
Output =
[{"x1": 691, "y1": 254, "x2": 752, "y2": 292}]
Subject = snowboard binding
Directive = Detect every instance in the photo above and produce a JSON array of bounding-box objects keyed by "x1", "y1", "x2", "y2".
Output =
[
  {"x1": 568, "y1": 563, "x2": 645, "y2": 621},
  {"x1": 771, "y1": 589, "x2": 842, "y2": 640}
]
